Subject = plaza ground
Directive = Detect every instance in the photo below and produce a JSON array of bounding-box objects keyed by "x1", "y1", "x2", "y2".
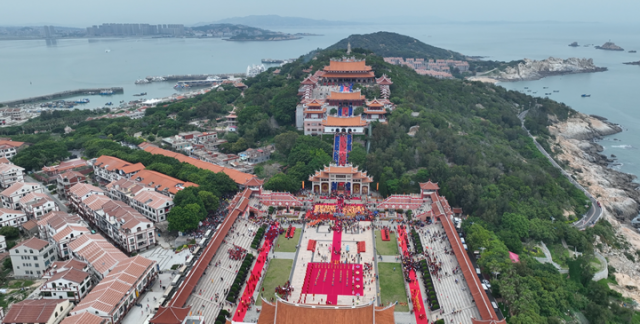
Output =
[
  {"x1": 375, "y1": 230, "x2": 398, "y2": 255},
  {"x1": 275, "y1": 228, "x2": 300, "y2": 253},
  {"x1": 377, "y1": 263, "x2": 408, "y2": 312},
  {"x1": 256, "y1": 259, "x2": 293, "y2": 306}
]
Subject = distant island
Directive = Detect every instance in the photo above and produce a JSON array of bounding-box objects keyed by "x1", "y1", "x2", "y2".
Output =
[
  {"x1": 196, "y1": 15, "x2": 360, "y2": 28},
  {"x1": 623, "y1": 61, "x2": 640, "y2": 66},
  {"x1": 596, "y1": 41, "x2": 624, "y2": 51}
]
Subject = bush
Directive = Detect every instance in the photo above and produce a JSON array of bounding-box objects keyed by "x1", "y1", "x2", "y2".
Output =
[
  {"x1": 3, "y1": 258, "x2": 11, "y2": 270},
  {"x1": 0, "y1": 227, "x2": 19, "y2": 240},
  {"x1": 226, "y1": 254, "x2": 255, "y2": 302},
  {"x1": 251, "y1": 225, "x2": 267, "y2": 249}
]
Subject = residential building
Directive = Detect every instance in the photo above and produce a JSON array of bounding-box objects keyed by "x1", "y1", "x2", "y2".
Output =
[
  {"x1": 0, "y1": 182, "x2": 44, "y2": 209},
  {"x1": 0, "y1": 208, "x2": 26, "y2": 228},
  {"x1": 239, "y1": 146, "x2": 273, "y2": 164},
  {"x1": 77, "y1": 194, "x2": 111, "y2": 225},
  {"x1": 0, "y1": 163, "x2": 24, "y2": 189},
  {"x1": 0, "y1": 235, "x2": 6, "y2": 252},
  {"x1": 67, "y1": 183, "x2": 104, "y2": 215},
  {"x1": 69, "y1": 256, "x2": 157, "y2": 324},
  {"x1": 105, "y1": 178, "x2": 153, "y2": 205},
  {"x1": 1, "y1": 299, "x2": 72, "y2": 324},
  {"x1": 42, "y1": 158, "x2": 88, "y2": 176},
  {"x1": 19, "y1": 192, "x2": 59, "y2": 219},
  {"x1": 95, "y1": 200, "x2": 156, "y2": 253},
  {"x1": 0, "y1": 139, "x2": 25, "y2": 159},
  {"x1": 92, "y1": 156, "x2": 145, "y2": 183},
  {"x1": 21, "y1": 219, "x2": 38, "y2": 236},
  {"x1": 130, "y1": 190, "x2": 173, "y2": 222},
  {"x1": 130, "y1": 170, "x2": 197, "y2": 198},
  {"x1": 68, "y1": 234, "x2": 128, "y2": 279},
  {"x1": 37, "y1": 211, "x2": 91, "y2": 259},
  {"x1": 10, "y1": 237, "x2": 57, "y2": 278},
  {"x1": 40, "y1": 259, "x2": 92, "y2": 302},
  {"x1": 56, "y1": 171, "x2": 86, "y2": 199},
  {"x1": 60, "y1": 312, "x2": 106, "y2": 324}
]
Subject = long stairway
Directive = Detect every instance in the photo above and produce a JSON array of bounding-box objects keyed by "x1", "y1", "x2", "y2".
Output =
[{"x1": 332, "y1": 133, "x2": 352, "y2": 166}]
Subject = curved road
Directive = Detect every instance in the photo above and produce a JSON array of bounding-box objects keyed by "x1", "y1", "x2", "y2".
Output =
[{"x1": 517, "y1": 110, "x2": 602, "y2": 230}]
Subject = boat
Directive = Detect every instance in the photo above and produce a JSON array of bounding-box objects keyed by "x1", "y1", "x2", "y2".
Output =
[
  {"x1": 74, "y1": 98, "x2": 90, "y2": 104},
  {"x1": 105, "y1": 102, "x2": 113, "y2": 106},
  {"x1": 630, "y1": 50, "x2": 637, "y2": 53},
  {"x1": 105, "y1": 49, "x2": 111, "y2": 53},
  {"x1": 543, "y1": 87, "x2": 548, "y2": 89},
  {"x1": 581, "y1": 94, "x2": 591, "y2": 97},
  {"x1": 524, "y1": 87, "x2": 529, "y2": 89},
  {"x1": 100, "y1": 89, "x2": 114, "y2": 95},
  {"x1": 553, "y1": 90, "x2": 560, "y2": 92},
  {"x1": 133, "y1": 92, "x2": 147, "y2": 96},
  {"x1": 261, "y1": 58, "x2": 284, "y2": 64},
  {"x1": 135, "y1": 79, "x2": 150, "y2": 84}
]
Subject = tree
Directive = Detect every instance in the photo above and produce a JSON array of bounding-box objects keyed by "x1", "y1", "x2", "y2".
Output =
[
  {"x1": 354, "y1": 106, "x2": 364, "y2": 116},
  {"x1": 147, "y1": 135, "x2": 156, "y2": 141},
  {"x1": 3, "y1": 258, "x2": 11, "y2": 270},
  {"x1": 502, "y1": 213, "x2": 529, "y2": 239},
  {"x1": 0, "y1": 226, "x2": 19, "y2": 240},
  {"x1": 274, "y1": 131, "x2": 299, "y2": 156},
  {"x1": 198, "y1": 191, "x2": 219, "y2": 212},
  {"x1": 348, "y1": 142, "x2": 367, "y2": 167},
  {"x1": 329, "y1": 108, "x2": 337, "y2": 116},
  {"x1": 264, "y1": 173, "x2": 300, "y2": 193},
  {"x1": 167, "y1": 204, "x2": 202, "y2": 232}
]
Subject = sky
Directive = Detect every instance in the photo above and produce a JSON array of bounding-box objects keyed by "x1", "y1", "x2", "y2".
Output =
[{"x1": 2, "y1": 0, "x2": 639, "y2": 27}]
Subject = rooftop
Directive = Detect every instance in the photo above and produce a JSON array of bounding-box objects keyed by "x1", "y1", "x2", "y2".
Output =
[
  {"x1": 132, "y1": 169, "x2": 198, "y2": 195},
  {"x1": 1, "y1": 182, "x2": 40, "y2": 197},
  {"x1": 132, "y1": 190, "x2": 172, "y2": 210},
  {"x1": 321, "y1": 116, "x2": 368, "y2": 127},
  {"x1": 323, "y1": 60, "x2": 372, "y2": 72},
  {"x1": 2, "y1": 299, "x2": 65, "y2": 324},
  {"x1": 69, "y1": 183, "x2": 104, "y2": 198},
  {"x1": 12, "y1": 237, "x2": 48, "y2": 251},
  {"x1": 60, "y1": 312, "x2": 105, "y2": 324},
  {"x1": 94, "y1": 156, "x2": 145, "y2": 173}
]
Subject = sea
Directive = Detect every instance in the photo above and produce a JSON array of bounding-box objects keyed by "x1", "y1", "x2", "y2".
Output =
[{"x1": 1, "y1": 22, "x2": 639, "y2": 180}]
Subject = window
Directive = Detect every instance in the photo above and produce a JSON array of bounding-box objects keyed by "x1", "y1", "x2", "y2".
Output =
[{"x1": 33, "y1": 256, "x2": 37, "y2": 260}]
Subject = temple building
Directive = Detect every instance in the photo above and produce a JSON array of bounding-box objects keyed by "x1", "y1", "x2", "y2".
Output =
[
  {"x1": 362, "y1": 99, "x2": 388, "y2": 123},
  {"x1": 320, "y1": 58, "x2": 375, "y2": 85},
  {"x1": 253, "y1": 298, "x2": 396, "y2": 324},
  {"x1": 308, "y1": 163, "x2": 373, "y2": 194}
]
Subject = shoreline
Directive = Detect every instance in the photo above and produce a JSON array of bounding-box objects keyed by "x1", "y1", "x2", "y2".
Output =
[{"x1": 493, "y1": 68, "x2": 608, "y2": 82}]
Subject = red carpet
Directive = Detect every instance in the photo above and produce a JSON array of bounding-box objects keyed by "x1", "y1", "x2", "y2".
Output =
[
  {"x1": 381, "y1": 228, "x2": 390, "y2": 241},
  {"x1": 331, "y1": 223, "x2": 342, "y2": 262},
  {"x1": 301, "y1": 262, "x2": 365, "y2": 305},
  {"x1": 232, "y1": 224, "x2": 279, "y2": 322},
  {"x1": 397, "y1": 225, "x2": 428, "y2": 324}
]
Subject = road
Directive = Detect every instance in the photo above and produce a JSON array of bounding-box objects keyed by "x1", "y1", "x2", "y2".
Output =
[
  {"x1": 517, "y1": 110, "x2": 602, "y2": 230},
  {"x1": 25, "y1": 175, "x2": 69, "y2": 213}
]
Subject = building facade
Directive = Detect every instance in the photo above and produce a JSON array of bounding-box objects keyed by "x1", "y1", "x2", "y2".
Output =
[
  {"x1": 0, "y1": 163, "x2": 24, "y2": 189},
  {"x1": 10, "y1": 237, "x2": 57, "y2": 278},
  {"x1": 0, "y1": 182, "x2": 44, "y2": 210}
]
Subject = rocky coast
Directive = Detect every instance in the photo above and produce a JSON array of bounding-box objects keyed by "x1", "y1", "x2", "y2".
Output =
[
  {"x1": 481, "y1": 57, "x2": 607, "y2": 81},
  {"x1": 546, "y1": 112, "x2": 640, "y2": 303}
]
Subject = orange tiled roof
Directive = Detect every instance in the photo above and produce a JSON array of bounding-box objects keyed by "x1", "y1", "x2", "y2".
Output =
[
  {"x1": 48, "y1": 267, "x2": 89, "y2": 283},
  {"x1": 309, "y1": 165, "x2": 373, "y2": 183},
  {"x1": 366, "y1": 99, "x2": 385, "y2": 108},
  {"x1": 326, "y1": 92, "x2": 365, "y2": 101},
  {"x1": 133, "y1": 169, "x2": 198, "y2": 195},
  {"x1": 21, "y1": 219, "x2": 38, "y2": 231},
  {"x1": 257, "y1": 298, "x2": 395, "y2": 324},
  {"x1": 0, "y1": 140, "x2": 24, "y2": 148},
  {"x1": 61, "y1": 312, "x2": 105, "y2": 324},
  {"x1": 94, "y1": 156, "x2": 145, "y2": 173},
  {"x1": 13, "y1": 237, "x2": 48, "y2": 251},
  {"x1": 321, "y1": 116, "x2": 368, "y2": 127},
  {"x1": 68, "y1": 234, "x2": 129, "y2": 275},
  {"x1": 142, "y1": 146, "x2": 257, "y2": 185},
  {"x1": 150, "y1": 306, "x2": 191, "y2": 324},
  {"x1": 1, "y1": 182, "x2": 40, "y2": 197},
  {"x1": 419, "y1": 180, "x2": 439, "y2": 190},
  {"x1": 363, "y1": 109, "x2": 386, "y2": 115},
  {"x1": 3, "y1": 299, "x2": 65, "y2": 324},
  {"x1": 323, "y1": 60, "x2": 372, "y2": 72},
  {"x1": 132, "y1": 191, "x2": 172, "y2": 210},
  {"x1": 69, "y1": 183, "x2": 104, "y2": 198},
  {"x1": 303, "y1": 107, "x2": 326, "y2": 114},
  {"x1": 321, "y1": 72, "x2": 375, "y2": 79}
]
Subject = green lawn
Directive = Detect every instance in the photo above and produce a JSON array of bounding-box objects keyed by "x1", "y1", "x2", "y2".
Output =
[
  {"x1": 523, "y1": 246, "x2": 545, "y2": 258},
  {"x1": 378, "y1": 263, "x2": 408, "y2": 312},
  {"x1": 375, "y1": 230, "x2": 398, "y2": 255},
  {"x1": 548, "y1": 244, "x2": 571, "y2": 269},
  {"x1": 256, "y1": 259, "x2": 293, "y2": 306},
  {"x1": 275, "y1": 228, "x2": 300, "y2": 253}
]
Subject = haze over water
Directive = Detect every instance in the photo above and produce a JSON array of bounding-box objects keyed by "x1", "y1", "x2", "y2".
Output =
[{"x1": 1, "y1": 22, "x2": 640, "y2": 181}]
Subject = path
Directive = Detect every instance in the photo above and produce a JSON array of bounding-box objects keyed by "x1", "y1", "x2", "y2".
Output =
[
  {"x1": 533, "y1": 242, "x2": 569, "y2": 274},
  {"x1": 517, "y1": 110, "x2": 602, "y2": 229},
  {"x1": 397, "y1": 225, "x2": 428, "y2": 324}
]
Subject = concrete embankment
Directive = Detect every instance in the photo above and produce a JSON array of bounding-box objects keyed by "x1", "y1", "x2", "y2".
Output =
[{"x1": 0, "y1": 87, "x2": 124, "y2": 107}]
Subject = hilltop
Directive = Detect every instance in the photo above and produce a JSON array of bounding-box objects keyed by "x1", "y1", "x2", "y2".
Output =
[
  {"x1": 197, "y1": 15, "x2": 358, "y2": 28},
  {"x1": 191, "y1": 23, "x2": 300, "y2": 41}
]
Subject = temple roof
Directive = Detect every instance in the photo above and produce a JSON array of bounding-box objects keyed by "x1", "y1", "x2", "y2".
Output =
[
  {"x1": 309, "y1": 164, "x2": 373, "y2": 183},
  {"x1": 321, "y1": 72, "x2": 375, "y2": 79},
  {"x1": 376, "y1": 74, "x2": 393, "y2": 85},
  {"x1": 420, "y1": 180, "x2": 440, "y2": 190},
  {"x1": 256, "y1": 298, "x2": 395, "y2": 324},
  {"x1": 363, "y1": 109, "x2": 386, "y2": 115},
  {"x1": 326, "y1": 92, "x2": 365, "y2": 101},
  {"x1": 306, "y1": 99, "x2": 323, "y2": 107},
  {"x1": 366, "y1": 99, "x2": 385, "y2": 108},
  {"x1": 321, "y1": 116, "x2": 368, "y2": 127},
  {"x1": 323, "y1": 60, "x2": 372, "y2": 72}
]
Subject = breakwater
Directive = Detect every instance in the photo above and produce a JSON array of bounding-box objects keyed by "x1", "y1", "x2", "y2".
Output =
[
  {"x1": 0, "y1": 87, "x2": 124, "y2": 107},
  {"x1": 144, "y1": 73, "x2": 245, "y2": 82}
]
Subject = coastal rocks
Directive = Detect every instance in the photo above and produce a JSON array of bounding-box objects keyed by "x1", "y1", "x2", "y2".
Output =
[
  {"x1": 548, "y1": 113, "x2": 640, "y2": 220},
  {"x1": 596, "y1": 41, "x2": 624, "y2": 51},
  {"x1": 483, "y1": 57, "x2": 607, "y2": 82}
]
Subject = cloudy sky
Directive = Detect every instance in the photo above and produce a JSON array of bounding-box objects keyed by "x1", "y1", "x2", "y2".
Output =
[{"x1": 2, "y1": 0, "x2": 638, "y2": 27}]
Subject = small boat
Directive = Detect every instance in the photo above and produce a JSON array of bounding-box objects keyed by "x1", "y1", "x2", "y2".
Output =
[
  {"x1": 133, "y1": 92, "x2": 147, "y2": 96},
  {"x1": 135, "y1": 79, "x2": 150, "y2": 84},
  {"x1": 581, "y1": 94, "x2": 591, "y2": 97},
  {"x1": 100, "y1": 89, "x2": 114, "y2": 95},
  {"x1": 630, "y1": 50, "x2": 637, "y2": 53},
  {"x1": 524, "y1": 87, "x2": 529, "y2": 89},
  {"x1": 105, "y1": 102, "x2": 113, "y2": 106},
  {"x1": 543, "y1": 87, "x2": 548, "y2": 89},
  {"x1": 553, "y1": 90, "x2": 560, "y2": 93},
  {"x1": 105, "y1": 49, "x2": 111, "y2": 53},
  {"x1": 75, "y1": 98, "x2": 90, "y2": 104}
]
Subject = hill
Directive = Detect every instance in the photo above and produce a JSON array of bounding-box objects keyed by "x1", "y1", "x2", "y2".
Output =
[
  {"x1": 197, "y1": 15, "x2": 358, "y2": 28},
  {"x1": 327, "y1": 31, "x2": 466, "y2": 60}
]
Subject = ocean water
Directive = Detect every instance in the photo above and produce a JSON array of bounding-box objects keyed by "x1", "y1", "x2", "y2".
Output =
[{"x1": 1, "y1": 22, "x2": 639, "y2": 178}]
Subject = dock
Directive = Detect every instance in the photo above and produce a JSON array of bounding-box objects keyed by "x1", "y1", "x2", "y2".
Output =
[
  {"x1": 145, "y1": 73, "x2": 245, "y2": 82},
  {"x1": 0, "y1": 87, "x2": 124, "y2": 107}
]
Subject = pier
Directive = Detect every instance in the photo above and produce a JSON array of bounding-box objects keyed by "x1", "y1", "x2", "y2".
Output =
[
  {"x1": 144, "y1": 73, "x2": 245, "y2": 82},
  {"x1": 0, "y1": 87, "x2": 124, "y2": 107}
]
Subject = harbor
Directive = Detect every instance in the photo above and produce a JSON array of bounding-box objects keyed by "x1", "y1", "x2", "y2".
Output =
[
  {"x1": 0, "y1": 87, "x2": 124, "y2": 107},
  {"x1": 135, "y1": 73, "x2": 244, "y2": 84}
]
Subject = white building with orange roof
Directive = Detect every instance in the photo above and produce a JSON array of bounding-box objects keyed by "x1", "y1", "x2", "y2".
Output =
[
  {"x1": 68, "y1": 183, "x2": 105, "y2": 216},
  {"x1": 106, "y1": 178, "x2": 153, "y2": 205},
  {"x1": 69, "y1": 255, "x2": 157, "y2": 324},
  {"x1": 0, "y1": 208, "x2": 27, "y2": 227},
  {"x1": 362, "y1": 99, "x2": 389, "y2": 123},
  {"x1": 68, "y1": 234, "x2": 129, "y2": 278},
  {"x1": 39, "y1": 259, "x2": 93, "y2": 302},
  {"x1": 321, "y1": 116, "x2": 368, "y2": 134},
  {"x1": 0, "y1": 139, "x2": 26, "y2": 159},
  {"x1": 42, "y1": 158, "x2": 88, "y2": 176},
  {"x1": 0, "y1": 162, "x2": 24, "y2": 189},
  {"x1": 0, "y1": 182, "x2": 43, "y2": 209},
  {"x1": 10, "y1": 237, "x2": 57, "y2": 278},
  {"x1": 77, "y1": 194, "x2": 111, "y2": 226},
  {"x1": 61, "y1": 312, "x2": 107, "y2": 324},
  {"x1": 308, "y1": 163, "x2": 374, "y2": 194},
  {"x1": 56, "y1": 170, "x2": 87, "y2": 199},
  {"x1": 129, "y1": 190, "x2": 173, "y2": 222},
  {"x1": 19, "y1": 192, "x2": 59, "y2": 219},
  {"x1": 94, "y1": 200, "x2": 156, "y2": 253},
  {"x1": 92, "y1": 156, "x2": 145, "y2": 183},
  {"x1": 131, "y1": 169, "x2": 197, "y2": 198}
]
